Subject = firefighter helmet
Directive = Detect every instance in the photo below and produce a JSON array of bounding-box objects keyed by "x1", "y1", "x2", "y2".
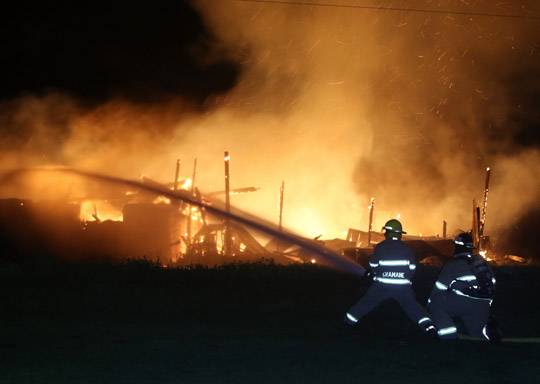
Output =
[
  {"x1": 383, "y1": 219, "x2": 407, "y2": 234},
  {"x1": 454, "y1": 232, "x2": 475, "y2": 249}
]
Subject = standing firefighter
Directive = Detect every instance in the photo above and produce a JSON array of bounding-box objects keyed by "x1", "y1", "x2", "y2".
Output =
[
  {"x1": 344, "y1": 219, "x2": 436, "y2": 337},
  {"x1": 428, "y1": 232, "x2": 500, "y2": 342}
]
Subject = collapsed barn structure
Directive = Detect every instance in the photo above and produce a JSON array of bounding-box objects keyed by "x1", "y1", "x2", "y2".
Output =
[
  {"x1": 0, "y1": 162, "x2": 506, "y2": 267},
  {"x1": 0, "y1": 156, "x2": 291, "y2": 265}
]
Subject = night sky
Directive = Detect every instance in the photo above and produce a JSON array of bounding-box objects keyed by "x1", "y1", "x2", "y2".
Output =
[{"x1": 1, "y1": 1, "x2": 239, "y2": 104}]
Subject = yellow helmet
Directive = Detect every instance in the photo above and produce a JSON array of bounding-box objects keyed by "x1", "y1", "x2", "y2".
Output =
[{"x1": 383, "y1": 219, "x2": 406, "y2": 234}]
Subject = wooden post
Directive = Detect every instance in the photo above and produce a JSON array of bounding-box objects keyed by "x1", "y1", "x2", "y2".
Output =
[
  {"x1": 224, "y1": 151, "x2": 231, "y2": 257},
  {"x1": 367, "y1": 197, "x2": 375, "y2": 247},
  {"x1": 173, "y1": 159, "x2": 181, "y2": 190},
  {"x1": 278, "y1": 181, "x2": 284, "y2": 231},
  {"x1": 186, "y1": 158, "x2": 197, "y2": 248},
  {"x1": 479, "y1": 167, "x2": 490, "y2": 237},
  {"x1": 173, "y1": 159, "x2": 181, "y2": 261},
  {"x1": 442, "y1": 220, "x2": 447, "y2": 239},
  {"x1": 276, "y1": 181, "x2": 285, "y2": 253},
  {"x1": 191, "y1": 158, "x2": 198, "y2": 195},
  {"x1": 472, "y1": 199, "x2": 480, "y2": 249}
]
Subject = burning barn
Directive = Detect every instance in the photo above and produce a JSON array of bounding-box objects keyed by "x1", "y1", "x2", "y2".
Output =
[
  {"x1": 0, "y1": 163, "x2": 200, "y2": 263},
  {"x1": 0, "y1": 197, "x2": 191, "y2": 263},
  {"x1": 0, "y1": 161, "x2": 525, "y2": 269},
  {"x1": 0, "y1": 160, "x2": 277, "y2": 266},
  {"x1": 79, "y1": 201, "x2": 188, "y2": 262}
]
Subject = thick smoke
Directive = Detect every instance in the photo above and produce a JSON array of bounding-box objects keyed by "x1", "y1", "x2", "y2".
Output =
[
  {"x1": 186, "y1": 0, "x2": 540, "y2": 248},
  {"x1": 1, "y1": 1, "x2": 540, "y2": 257}
]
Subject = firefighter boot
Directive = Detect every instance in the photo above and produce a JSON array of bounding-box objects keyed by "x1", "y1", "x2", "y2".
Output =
[{"x1": 484, "y1": 317, "x2": 502, "y2": 344}]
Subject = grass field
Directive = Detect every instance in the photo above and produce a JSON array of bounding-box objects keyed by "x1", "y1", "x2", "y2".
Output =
[{"x1": 0, "y1": 258, "x2": 539, "y2": 384}]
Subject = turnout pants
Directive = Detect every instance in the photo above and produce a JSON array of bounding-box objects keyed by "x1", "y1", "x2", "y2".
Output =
[
  {"x1": 429, "y1": 292, "x2": 490, "y2": 340},
  {"x1": 347, "y1": 282, "x2": 430, "y2": 329}
]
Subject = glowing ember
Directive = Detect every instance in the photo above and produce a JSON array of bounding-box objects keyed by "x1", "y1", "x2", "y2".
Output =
[
  {"x1": 152, "y1": 196, "x2": 171, "y2": 204},
  {"x1": 80, "y1": 201, "x2": 123, "y2": 222}
]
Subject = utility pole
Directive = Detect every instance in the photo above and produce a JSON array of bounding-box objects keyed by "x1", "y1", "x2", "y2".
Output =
[{"x1": 224, "y1": 151, "x2": 231, "y2": 257}]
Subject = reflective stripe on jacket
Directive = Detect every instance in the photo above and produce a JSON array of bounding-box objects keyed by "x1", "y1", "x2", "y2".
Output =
[{"x1": 369, "y1": 238, "x2": 416, "y2": 285}]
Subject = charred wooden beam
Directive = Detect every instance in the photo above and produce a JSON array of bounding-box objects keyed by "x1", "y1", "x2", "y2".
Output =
[
  {"x1": 205, "y1": 187, "x2": 260, "y2": 197},
  {"x1": 173, "y1": 159, "x2": 181, "y2": 191},
  {"x1": 224, "y1": 151, "x2": 231, "y2": 257},
  {"x1": 479, "y1": 167, "x2": 490, "y2": 236},
  {"x1": 367, "y1": 197, "x2": 375, "y2": 247}
]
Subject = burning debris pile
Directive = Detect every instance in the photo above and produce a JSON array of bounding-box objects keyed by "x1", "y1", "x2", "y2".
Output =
[
  {"x1": 0, "y1": 158, "x2": 298, "y2": 266},
  {"x1": 0, "y1": 161, "x2": 531, "y2": 269},
  {"x1": 339, "y1": 167, "x2": 533, "y2": 267},
  {"x1": 1, "y1": 2, "x2": 539, "y2": 269}
]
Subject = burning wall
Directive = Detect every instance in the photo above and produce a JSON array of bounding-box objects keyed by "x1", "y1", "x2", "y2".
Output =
[{"x1": 0, "y1": 196, "x2": 193, "y2": 263}]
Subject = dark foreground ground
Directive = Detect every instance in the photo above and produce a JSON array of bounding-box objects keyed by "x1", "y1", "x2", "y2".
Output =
[{"x1": 0, "y1": 258, "x2": 539, "y2": 384}]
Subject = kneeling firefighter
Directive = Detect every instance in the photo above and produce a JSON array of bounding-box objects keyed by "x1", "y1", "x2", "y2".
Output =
[
  {"x1": 344, "y1": 219, "x2": 436, "y2": 337},
  {"x1": 427, "y1": 232, "x2": 500, "y2": 342}
]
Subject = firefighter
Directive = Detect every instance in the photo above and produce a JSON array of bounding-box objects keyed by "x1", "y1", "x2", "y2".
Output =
[
  {"x1": 427, "y1": 232, "x2": 500, "y2": 342},
  {"x1": 344, "y1": 219, "x2": 436, "y2": 337}
]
